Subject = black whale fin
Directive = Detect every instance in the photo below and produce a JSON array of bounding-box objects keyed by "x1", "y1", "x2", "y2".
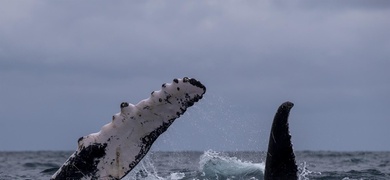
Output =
[{"x1": 264, "y1": 101, "x2": 298, "y2": 180}]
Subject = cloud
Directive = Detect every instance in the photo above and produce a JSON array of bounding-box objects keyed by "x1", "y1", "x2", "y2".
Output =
[{"x1": 0, "y1": 1, "x2": 389, "y2": 151}]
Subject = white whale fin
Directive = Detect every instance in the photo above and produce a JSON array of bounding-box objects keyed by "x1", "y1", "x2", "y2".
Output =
[{"x1": 51, "y1": 77, "x2": 206, "y2": 180}]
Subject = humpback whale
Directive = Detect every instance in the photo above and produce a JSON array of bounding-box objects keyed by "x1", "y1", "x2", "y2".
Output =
[
  {"x1": 51, "y1": 77, "x2": 206, "y2": 180},
  {"x1": 264, "y1": 101, "x2": 298, "y2": 180}
]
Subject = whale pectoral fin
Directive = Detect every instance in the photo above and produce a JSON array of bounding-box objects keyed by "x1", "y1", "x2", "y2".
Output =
[
  {"x1": 51, "y1": 77, "x2": 206, "y2": 180},
  {"x1": 264, "y1": 101, "x2": 298, "y2": 180}
]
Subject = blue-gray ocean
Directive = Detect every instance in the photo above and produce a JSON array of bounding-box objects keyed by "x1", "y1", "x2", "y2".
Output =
[{"x1": 0, "y1": 150, "x2": 389, "y2": 180}]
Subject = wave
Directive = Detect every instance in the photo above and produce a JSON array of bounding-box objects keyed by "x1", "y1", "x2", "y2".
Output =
[
  {"x1": 40, "y1": 150, "x2": 326, "y2": 180},
  {"x1": 23, "y1": 162, "x2": 60, "y2": 175},
  {"x1": 121, "y1": 150, "x2": 264, "y2": 180},
  {"x1": 199, "y1": 150, "x2": 264, "y2": 180}
]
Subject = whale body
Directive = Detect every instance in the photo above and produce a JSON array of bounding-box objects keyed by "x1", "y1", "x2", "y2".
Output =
[
  {"x1": 264, "y1": 101, "x2": 298, "y2": 180},
  {"x1": 51, "y1": 77, "x2": 206, "y2": 180}
]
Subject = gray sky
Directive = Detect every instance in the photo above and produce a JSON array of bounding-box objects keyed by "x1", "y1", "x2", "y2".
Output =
[{"x1": 1, "y1": 1, "x2": 389, "y2": 151}]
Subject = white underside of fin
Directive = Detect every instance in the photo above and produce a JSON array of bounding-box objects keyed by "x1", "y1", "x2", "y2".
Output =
[{"x1": 52, "y1": 77, "x2": 206, "y2": 180}]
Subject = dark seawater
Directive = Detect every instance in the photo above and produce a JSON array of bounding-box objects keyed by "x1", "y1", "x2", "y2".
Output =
[{"x1": 0, "y1": 150, "x2": 389, "y2": 180}]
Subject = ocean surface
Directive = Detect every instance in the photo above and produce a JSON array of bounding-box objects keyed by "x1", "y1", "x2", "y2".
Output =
[{"x1": 0, "y1": 150, "x2": 389, "y2": 180}]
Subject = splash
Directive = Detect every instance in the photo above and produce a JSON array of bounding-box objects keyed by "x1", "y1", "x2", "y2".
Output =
[
  {"x1": 122, "y1": 150, "x2": 264, "y2": 180},
  {"x1": 298, "y1": 161, "x2": 321, "y2": 180},
  {"x1": 122, "y1": 154, "x2": 188, "y2": 180},
  {"x1": 199, "y1": 150, "x2": 264, "y2": 180},
  {"x1": 122, "y1": 155, "x2": 164, "y2": 180}
]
